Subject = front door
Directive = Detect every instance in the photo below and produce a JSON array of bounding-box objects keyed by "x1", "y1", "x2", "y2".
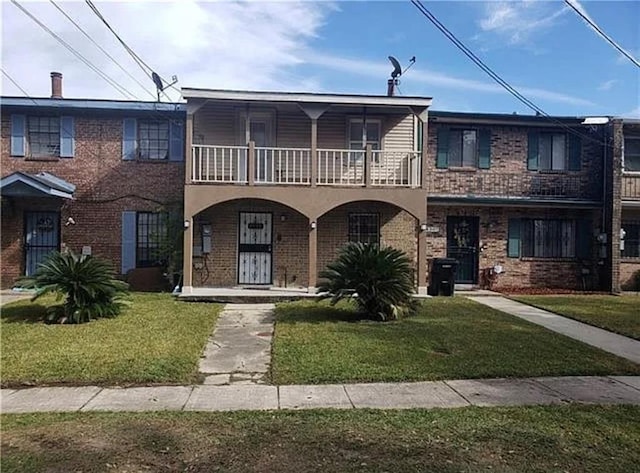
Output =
[
  {"x1": 238, "y1": 212, "x2": 273, "y2": 285},
  {"x1": 24, "y1": 211, "x2": 60, "y2": 276},
  {"x1": 446, "y1": 216, "x2": 479, "y2": 284}
]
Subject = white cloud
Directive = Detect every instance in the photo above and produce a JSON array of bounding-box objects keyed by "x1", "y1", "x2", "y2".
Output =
[
  {"x1": 478, "y1": 1, "x2": 568, "y2": 46},
  {"x1": 1, "y1": 0, "x2": 336, "y2": 100},
  {"x1": 597, "y1": 79, "x2": 618, "y2": 91},
  {"x1": 306, "y1": 54, "x2": 595, "y2": 107}
]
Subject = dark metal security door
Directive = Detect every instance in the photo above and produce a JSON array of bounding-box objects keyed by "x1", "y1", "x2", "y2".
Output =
[
  {"x1": 446, "y1": 216, "x2": 479, "y2": 284},
  {"x1": 24, "y1": 211, "x2": 60, "y2": 276},
  {"x1": 238, "y1": 212, "x2": 273, "y2": 285}
]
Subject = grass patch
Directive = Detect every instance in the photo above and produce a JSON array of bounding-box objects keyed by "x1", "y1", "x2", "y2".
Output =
[
  {"x1": 512, "y1": 295, "x2": 640, "y2": 340},
  {"x1": 271, "y1": 298, "x2": 640, "y2": 384},
  {"x1": 2, "y1": 406, "x2": 640, "y2": 472},
  {"x1": 1, "y1": 294, "x2": 220, "y2": 387}
]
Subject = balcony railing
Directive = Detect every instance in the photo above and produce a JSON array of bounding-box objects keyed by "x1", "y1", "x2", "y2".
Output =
[
  {"x1": 191, "y1": 144, "x2": 421, "y2": 188},
  {"x1": 622, "y1": 174, "x2": 640, "y2": 200},
  {"x1": 426, "y1": 172, "x2": 600, "y2": 200}
]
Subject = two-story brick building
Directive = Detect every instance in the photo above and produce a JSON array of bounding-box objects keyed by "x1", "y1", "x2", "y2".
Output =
[{"x1": 1, "y1": 73, "x2": 185, "y2": 290}]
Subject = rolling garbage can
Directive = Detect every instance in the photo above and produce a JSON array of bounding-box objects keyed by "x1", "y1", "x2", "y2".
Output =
[{"x1": 427, "y1": 258, "x2": 458, "y2": 297}]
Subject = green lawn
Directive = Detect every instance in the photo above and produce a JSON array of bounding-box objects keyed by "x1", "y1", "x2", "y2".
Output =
[
  {"x1": 3, "y1": 406, "x2": 640, "y2": 472},
  {"x1": 271, "y1": 299, "x2": 640, "y2": 384},
  {"x1": 1, "y1": 294, "x2": 220, "y2": 387},
  {"x1": 512, "y1": 295, "x2": 640, "y2": 340}
]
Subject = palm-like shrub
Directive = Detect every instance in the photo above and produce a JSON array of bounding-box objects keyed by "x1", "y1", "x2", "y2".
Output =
[
  {"x1": 17, "y1": 251, "x2": 129, "y2": 324},
  {"x1": 318, "y1": 242, "x2": 418, "y2": 321}
]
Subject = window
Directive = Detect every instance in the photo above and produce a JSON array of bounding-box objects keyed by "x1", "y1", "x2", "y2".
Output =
[
  {"x1": 138, "y1": 120, "x2": 169, "y2": 160},
  {"x1": 28, "y1": 116, "x2": 60, "y2": 158},
  {"x1": 622, "y1": 221, "x2": 640, "y2": 258},
  {"x1": 448, "y1": 129, "x2": 477, "y2": 167},
  {"x1": 539, "y1": 133, "x2": 566, "y2": 171},
  {"x1": 348, "y1": 213, "x2": 379, "y2": 245},
  {"x1": 624, "y1": 136, "x2": 640, "y2": 172},
  {"x1": 521, "y1": 219, "x2": 576, "y2": 258},
  {"x1": 348, "y1": 119, "x2": 381, "y2": 150},
  {"x1": 136, "y1": 212, "x2": 167, "y2": 267}
]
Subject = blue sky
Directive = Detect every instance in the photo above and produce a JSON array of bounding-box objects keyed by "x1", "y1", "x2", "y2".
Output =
[{"x1": 2, "y1": 1, "x2": 638, "y2": 117}]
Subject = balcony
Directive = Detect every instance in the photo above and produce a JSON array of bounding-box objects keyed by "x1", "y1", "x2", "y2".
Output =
[
  {"x1": 426, "y1": 172, "x2": 601, "y2": 201},
  {"x1": 622, "y1": 174, "x2": 640, "y2": 201},
  {"x1": 191, "y1": 144, "x2": 422, "y2": 188}
]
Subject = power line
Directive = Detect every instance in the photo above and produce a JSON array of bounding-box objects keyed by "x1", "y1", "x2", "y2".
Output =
[
  {"x1": 2, "y1": 68, "x2": 36, "y2": 99},
  {"x1": 564, "y1": 0, "x2": 640, "y2": 69},
  {"x1": 409, "y1": 0, "x2": 607, "y2": 147},
  {"x1": 84, "y1": 0, "x2": 181, "y2": 99},
  {"x1": 10, "y1": 0, "x2": 137, "y2": 100},
  {"x1": 49, "y1": 0, "x2": 158, "y2": 100}
]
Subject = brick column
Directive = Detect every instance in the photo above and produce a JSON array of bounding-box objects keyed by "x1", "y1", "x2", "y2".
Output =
[
  {"x1": 308, "y1": 221, "x2": 317, "y2": 293},
  {"x1": 607, "y1": 120, "x2": 623, "y2": 293},
  {"x1": 185, "y1": 113, "x2": 193, "y2": 184}
]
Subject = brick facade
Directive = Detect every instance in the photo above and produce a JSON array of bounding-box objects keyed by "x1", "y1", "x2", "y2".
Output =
[{"x1": 1, "y1": 110, "x2": 184, "y2": 288}]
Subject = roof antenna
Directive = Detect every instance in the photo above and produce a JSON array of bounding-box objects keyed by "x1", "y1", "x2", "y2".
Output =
[
  {"x1": 387, "y1": 56, "x2": 415, "y2": 96},
  {"x1": 151, "y1": 72, "x2": 178, "y2": 102}
]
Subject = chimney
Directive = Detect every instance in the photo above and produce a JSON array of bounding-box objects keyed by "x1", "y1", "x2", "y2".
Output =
[
  {"x1": 387, "y1": 78, "x2": 395, "y2": 97},
  {"x1": 50, "y1": 72, "x2": 63, "y2": 99}
]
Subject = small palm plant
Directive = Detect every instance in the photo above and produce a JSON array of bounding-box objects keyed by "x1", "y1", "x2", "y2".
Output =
[
  {"x1": 17, "y1": 251, "x2": 129, "y2": 324},
  {"x1": 318, "y1": 242, "x2": 418, "y2": 321}
]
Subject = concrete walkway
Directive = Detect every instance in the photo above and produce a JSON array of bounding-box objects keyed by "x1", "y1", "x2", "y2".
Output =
[
  {"x1": 2, "y1": 376, "x2": 639, "y2": 413},
  {"x1": 0, "y1": 290, "x2": 32, "y2": 307},
  {"x1": 198, "y1": 303, "x2": 275, "y2": 385},
  {"x1": 468, "y1": 296, "x2": 640, "y2": 364}
]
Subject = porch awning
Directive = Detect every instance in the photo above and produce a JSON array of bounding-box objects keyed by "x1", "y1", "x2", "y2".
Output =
[{"x1": 0, "y1": 172, "x2": 75, "y2": 199}]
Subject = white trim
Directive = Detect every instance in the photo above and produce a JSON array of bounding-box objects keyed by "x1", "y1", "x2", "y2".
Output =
[
  {"x1": 182, "y1": 88, "x2": 432, "y2": 108},
  {"x1": 0, "y1": 173, "x2": 74, "y2": 199}
]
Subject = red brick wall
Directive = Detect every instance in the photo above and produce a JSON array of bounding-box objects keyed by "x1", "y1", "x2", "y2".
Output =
[
  {"x1": 1, "y1": 113, "x2": 184, "y2": 288},
  {"x1": 426, "y1": 205, "x2": 601, "y2": 289}
]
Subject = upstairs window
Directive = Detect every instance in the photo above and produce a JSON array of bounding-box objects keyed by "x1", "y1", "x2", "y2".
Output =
[
  {"x1": 528, "y1": 131, "x2": 581, "y2": 172},
  {"x1": 624, "y1": 135, "x2": 640, "y2": 172},
  {"x1": 28, "y1": 116, "x2": 60, "y2": 158},
  {"x1": 138, "y1": 120, "x2": 169, "y2": 160},
  {"x1": 448, "y1": 129, "x2": 477, "y2": 167},
  {"x1": 436, "y1": 127, "x2": 491, "y2": 169},
  {"x1": 348, "y1": 119, "x2": 381, "y2": 150},
  {"x1": 622, "y1": 221, "x2": 640, "y2": 258},
  {"x1": 348, "y1": 213, "x2": 379, "y2": 245}
]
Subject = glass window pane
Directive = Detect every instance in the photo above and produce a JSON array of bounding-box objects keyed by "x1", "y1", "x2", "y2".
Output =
[
  {"x1": 552, "y1": 134, "x2": 566, "y2": 170},
  {"x1": 448, "y1": 130, "x2": 462, "y2": 167},
  {"x1": 462, "y1": 130, "x2": 477, "y2": 167},
  {"x1": 367, "y1": 122, "x2": 380, "y2": 142},
  {"x1": 350, "y1": 122, "x2": 362, "y2": 142},
  {"x1": 539, "y1": 135, "x2": 552, "y2": 170}
]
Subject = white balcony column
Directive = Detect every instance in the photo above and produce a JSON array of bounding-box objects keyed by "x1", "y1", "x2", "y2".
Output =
[
  {"x1": 365, "y1": 144, "x2": 373, "y2": 188},
  {"x1": 248, "y1": 140, "x2": 255, "y2": 186},
  {"x1": 311, "y1": 118, "x2": 318, "y2": 187},
  {"x1": 182, "y1": 215, "x2": 194, "y2": 294}
]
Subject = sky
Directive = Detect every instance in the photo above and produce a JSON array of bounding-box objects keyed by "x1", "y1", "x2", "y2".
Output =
[{"x1": 1, "y1": 0, "x2": 639, "y2": 117}]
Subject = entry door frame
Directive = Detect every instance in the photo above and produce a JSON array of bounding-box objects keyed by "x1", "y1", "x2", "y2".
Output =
[
  {"x1": 237, "y1": 211, "x2": 274, "y2": 285},
  {"x1": 446, "y1": 216, "x2": 480, "y2": 284},
  {"x1": 23, "y1": 210, "x2": 61, "y2": 276}
]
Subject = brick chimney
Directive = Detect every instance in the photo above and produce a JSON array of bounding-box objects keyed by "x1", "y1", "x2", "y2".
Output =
[{"x1": 50, "y1": 72, "x2": 63, "y2": 99}]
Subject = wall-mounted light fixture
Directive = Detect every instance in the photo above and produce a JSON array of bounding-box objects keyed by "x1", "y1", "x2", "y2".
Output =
[
  {"x1": 280, "y1": 214, "x2": 287, "y2": 222},
  {"x1": 420, "y1": 223, "x2": 427, "y2": 232},
  {"x1": 310, "y1": 221, "x2": 317, "y2": 230},
  {"x1": 184, "y1": 220, "x2": 190, "y2": 229}
]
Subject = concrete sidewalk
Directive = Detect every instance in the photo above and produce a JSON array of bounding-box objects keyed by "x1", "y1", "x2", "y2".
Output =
[
  {"x1": 468, "y1": 296, "x2": 640, "y2": 364},
  {"x1": 2, "y1": 376, "x2": 639, "y2": 414}
]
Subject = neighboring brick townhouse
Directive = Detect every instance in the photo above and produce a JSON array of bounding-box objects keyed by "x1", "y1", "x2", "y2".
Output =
[
  {"x1": 2, "y1": 75, "x2": 637, "y2": 293},
  {"x1": 1, "y1": 73, "x2": 186, "y2": 290}
]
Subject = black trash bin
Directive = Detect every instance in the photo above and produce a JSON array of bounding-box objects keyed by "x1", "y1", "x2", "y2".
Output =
[{"x1": 428, "y1": 258, "x2": 458, "y2": 297}]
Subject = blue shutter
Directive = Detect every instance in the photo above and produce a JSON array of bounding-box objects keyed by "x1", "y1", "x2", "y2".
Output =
[
  {"x1": 436, "y1": 127, "x2": 449, "y2": 169},
  {"x1": 507, "y1": 218, "x2": 521, "y2": 258},
  {"x1": 121, "y1": 211, "x2": 137, "y2": 274},
  {"x1": 10, "y1": 114, "x2": 26, "y2": 157},
  {"x1": 169, "y1": 119, "x2": 185, "y2": 161},
  {"x1": 478, "y1": 129, "x2": 491, "y2": 169},
  {"x1": 568, "y1": 133, "x2": 582, "y2": 171},
  {"x1": 59, "y1": 116, "x2": 75, "y2": 158},
  {"x1": 576, "y1": 219, "x2": 591, "y2": 259},
  {"x1": 122, "y1": 118, "x2": 137, "y2": 160},
  {"x1": 527, "y1": 132, "x2": 539, "y2": 170}
]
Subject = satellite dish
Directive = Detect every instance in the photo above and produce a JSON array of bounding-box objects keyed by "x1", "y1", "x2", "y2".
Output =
[
  {"x1": 151, "y1": 72, "x2": 164, "y2": 92},
  {"x1": 388, "y1": 56, "x2": 402, "y2": 78}
]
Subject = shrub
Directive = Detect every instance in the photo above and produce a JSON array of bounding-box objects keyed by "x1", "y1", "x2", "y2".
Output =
[
  {"x1": 318, "y1": 242, "x2": 418, "y2": 321},
  {"x1": 17, "y1": 251, "x2": 129, "y2": 324}
]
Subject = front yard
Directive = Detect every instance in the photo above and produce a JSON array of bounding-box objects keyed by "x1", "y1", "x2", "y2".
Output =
[
  {"x1": 3, "y1": 406, "x2": 640, "y2": 472},
  {"x1": 271, "y1": 298, "x2": 640, "y2": 384},
  {"x1": 512, "y1": 295, "x2": 640, "y2": 340},
  {"x1": 1, "y1": 294, "x2": 221, "y2": 387}
]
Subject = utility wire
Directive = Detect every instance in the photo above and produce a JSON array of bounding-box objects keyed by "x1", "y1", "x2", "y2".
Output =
[
  {"x1": 49, "y1": 0, "x2": 157, "y2": 100},
  {"x1": 410, "y1": 0, "x2": 607, "y2": 147},
  {"x1": 564, "y1": 0, "x2": 640, "y2": 69},
  {"x1": 2, "y1": 68, "x2": 35, "y2": 98},
  {"x1": 84, "y1": 0, "x2": 181, "y2": 99},
  {"x1": 10, "y1": 0, "x2": 137, "y2": 100}
]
